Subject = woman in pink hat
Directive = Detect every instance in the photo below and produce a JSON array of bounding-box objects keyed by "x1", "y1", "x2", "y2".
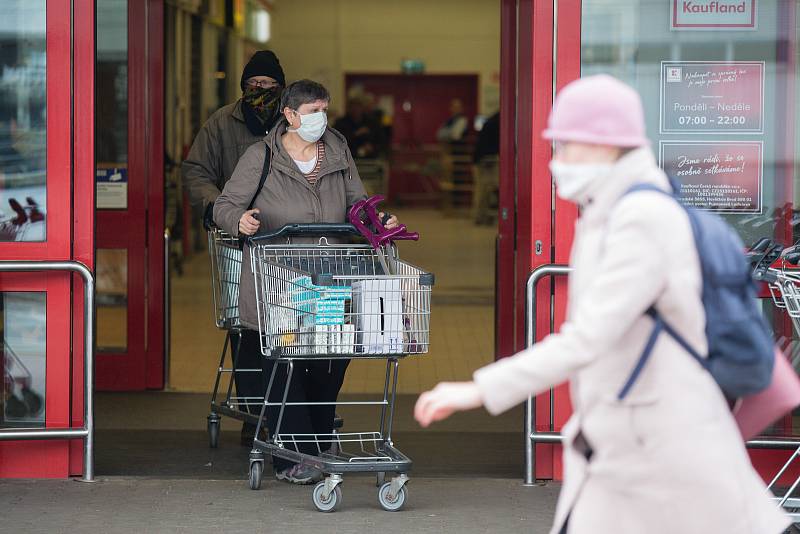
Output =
[{"x1": 414, "y1": 75, "x2": 788, "y2": 534}]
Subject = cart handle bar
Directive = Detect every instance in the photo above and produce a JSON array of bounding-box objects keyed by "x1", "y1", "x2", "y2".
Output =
[{"x1": 248, "y1": 223, "x2": 360, "y2": 244}]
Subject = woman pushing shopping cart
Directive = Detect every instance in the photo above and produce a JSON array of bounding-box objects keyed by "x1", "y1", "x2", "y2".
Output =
[
  {"x1": 213, "y1": 79, "x2": 433, "y2": 512},
  {"x1": 213, "y1": 79, "x2": 376, "y2": 484}
]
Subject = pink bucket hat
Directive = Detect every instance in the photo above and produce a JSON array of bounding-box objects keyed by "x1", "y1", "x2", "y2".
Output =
[{"x1": 542, "y1": 74, "x2": 649, "y2": 147}]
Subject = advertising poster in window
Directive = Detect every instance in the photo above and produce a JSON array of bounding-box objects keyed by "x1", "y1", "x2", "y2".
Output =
[
  {"x1": 660, "y1": 61, "x2": 764, "y2": 134},
  {"x1": 659, "y1": 141, "x2": 763, "y2": 214}
]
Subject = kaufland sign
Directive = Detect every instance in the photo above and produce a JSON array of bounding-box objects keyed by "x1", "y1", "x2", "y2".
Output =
[{"x1": 672, "y1": 1, "x2": 757, "y2": 30}]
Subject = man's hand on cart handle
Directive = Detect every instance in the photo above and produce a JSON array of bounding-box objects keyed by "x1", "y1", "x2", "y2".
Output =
[
  {"x1": 239, "y1": 209, "x2": 261, "y2": 236},
  {"x1": 414, "y1": 381, "x2": 484, "y2": 427}
]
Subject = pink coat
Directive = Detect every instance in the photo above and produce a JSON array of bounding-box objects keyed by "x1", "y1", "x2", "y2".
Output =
[{"x1": 474, "y1": 148, "x2": 788, "y2": 534}]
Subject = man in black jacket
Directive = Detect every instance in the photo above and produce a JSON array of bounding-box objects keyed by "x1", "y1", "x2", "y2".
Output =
[{"x1": 182, "y1": 50, "x2": 286, "y2": 445}]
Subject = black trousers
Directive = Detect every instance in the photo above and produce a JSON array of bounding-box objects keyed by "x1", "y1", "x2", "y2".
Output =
[
  {"x1": 232, "y1": 330, "x2": 265, "y2": 421},
  {"x1": 239, "y1": 330, "x2": 349, "y2": 471}
]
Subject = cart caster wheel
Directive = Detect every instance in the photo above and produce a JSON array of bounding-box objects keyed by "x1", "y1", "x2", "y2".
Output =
[
  {"x1": 207, "y1": 417, "x2": 220, "y2": 449},
  {"x1": 313, "y1": 481, "x2": 343, "y2": 513},
  {"x1": 378, "y1": 481, "x2": 407, "y2": 512},
  {"x1": 375, "y1": 472, "x2": 386, "y2": 487},
  {"x1": 248, "y1": 462, "x2": 263, "y2": 490}
]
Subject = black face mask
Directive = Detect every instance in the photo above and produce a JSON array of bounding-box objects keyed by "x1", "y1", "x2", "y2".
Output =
[{"x1": 242, "y1": 85, "x2": 282, "y2": 125}]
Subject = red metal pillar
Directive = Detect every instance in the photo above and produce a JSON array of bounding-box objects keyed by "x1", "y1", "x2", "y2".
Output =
[{"x1": 70, "y1": 0, "x2": 96, "y2": 476}]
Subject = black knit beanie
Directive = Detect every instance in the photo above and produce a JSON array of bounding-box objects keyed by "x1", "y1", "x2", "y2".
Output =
[{"x1": 240, "y1": 50, "x2": 285, "y2": 90}]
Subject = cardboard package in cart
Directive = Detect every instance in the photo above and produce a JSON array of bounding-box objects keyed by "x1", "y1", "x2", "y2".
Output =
[{"x1": 352, "y1": 279, "x2": 403, "y2": 354}]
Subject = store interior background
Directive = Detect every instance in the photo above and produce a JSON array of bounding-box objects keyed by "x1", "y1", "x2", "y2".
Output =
[{"x1": 96, "y1": 0, "x2": 502, "y2": 404}]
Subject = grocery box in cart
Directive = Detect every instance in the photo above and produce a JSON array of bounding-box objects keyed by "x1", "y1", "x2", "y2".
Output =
[{"x1": 351, "y1": 279, "x2": 404, "y2": 354}]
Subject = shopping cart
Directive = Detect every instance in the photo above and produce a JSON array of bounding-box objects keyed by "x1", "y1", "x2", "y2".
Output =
[
  {"x1": 750, "y1": 239, "x2": 800, "y2": 524},
  {"x1": 205, "y1": 226, "x2": 264, "y2": 447},
  {"x1": 245, "y1": 222, "x2": 433, "y2": 512}
]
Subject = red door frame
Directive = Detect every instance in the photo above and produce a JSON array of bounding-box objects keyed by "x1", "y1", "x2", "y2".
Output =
[
  {"x1": 497, "y1": 0, "x2": 565, "y2": 481},
  {"x1": 0, "y1": 0, "x2": 77, "y2": 478},
  {"x1": 146, "y1": 0, "x2": 165, "y2": 390},
  {"x1": 70, "y1": 0, "x2": 96, "y2": 476},
  {"x1": 495, "y1": 0, "x2": 516, "y2": 361},
  {"x1": 548, "y1": 0, "x2": 582, "y2": 480},
  {"x1": 95, "y1": 0, "x2": 164, "y2": 391}
]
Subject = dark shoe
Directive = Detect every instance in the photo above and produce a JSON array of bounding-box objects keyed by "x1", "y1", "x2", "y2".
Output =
[
  {"x1": 274, "y1": 463, "x2": 323, "y2": 485},
  {"x1": 241, "y1": 423, "x2": 256, "y2": 445}
]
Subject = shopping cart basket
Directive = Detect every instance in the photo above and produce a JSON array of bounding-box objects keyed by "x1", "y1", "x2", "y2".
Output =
[
  {"x1": 751, "y1": 241, "x2": 800, "y2": 524},
  {"x1": 205, "y1": 226, "x2": 264, "y2": 447},
  {"x1": 245, "y1": 223, "x2": 433, "y2": 512}
]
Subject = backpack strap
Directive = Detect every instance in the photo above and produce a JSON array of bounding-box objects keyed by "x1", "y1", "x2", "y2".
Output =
[
  {"x1": 247, "y1": 142, "x2": 272, "y2": 211},
  {"x1": 617, "y1": 308, "x2": 708, "y2": 400},
  {"x1": 616, "y1": 182, "x2": 708, "y2": 400},
  {"x1": 617, "y1": 309, "x2": 664, "y2": 400}
]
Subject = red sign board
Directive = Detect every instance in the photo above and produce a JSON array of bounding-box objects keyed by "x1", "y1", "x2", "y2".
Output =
[
  {"x1": 660, "y1": 61, "x2": 764, "y2": 134},
  {"x1": 659, "y1": 141, "x2": 763, "y2": 214},
  {"x1": 672, "y1": 0, "x2": 757, "y2": 30}
]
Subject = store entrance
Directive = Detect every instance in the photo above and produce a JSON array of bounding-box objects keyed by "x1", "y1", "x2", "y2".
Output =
[
  {"x1": 162, "y1": 0, "x2": 510, "y2": 403},
  {"x1": 89, "y1": 0, "x2": 526, "y2": 480}
]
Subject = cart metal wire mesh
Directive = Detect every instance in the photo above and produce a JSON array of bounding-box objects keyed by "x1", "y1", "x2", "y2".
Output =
[
  {"x1": 208, "y1": 227, "x2": 241, "y2": 329},
  {"x1": 759, "y1": 264, "x2": 800, "y2": 523},
  {"x1": 205, "y1": 227, "x2": 263, "y2": 448},
  {"x1": 768, "y1": 269, "x2": 800, "y2": 319},
  {"x1": 250, "y1": 240, "x2": 432, "y2": 359}
]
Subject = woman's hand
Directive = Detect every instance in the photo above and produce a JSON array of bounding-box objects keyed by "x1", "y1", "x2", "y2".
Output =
[
  {"x1": 380, "y1": 212, "x2": 399, "y2": 230},
  {"x1": 414, "y1": 381, "x2": 484, "y2": 427},
  {"x1": 238, "y1": 209, "x2": 260, "y2": 236}
]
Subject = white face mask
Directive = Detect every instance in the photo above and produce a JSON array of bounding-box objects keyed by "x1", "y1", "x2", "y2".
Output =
[
  {"x1": 549, "y1": 160, "x2": 613, "y2": 202},
  {"x1": 292, "y1": 110, "x2": 327, "y2": 143}
]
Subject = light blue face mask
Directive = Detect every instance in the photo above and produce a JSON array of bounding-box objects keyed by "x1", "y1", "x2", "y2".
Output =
[{"x1": 293, "y1": 110, "x2": 327, "y2": 142}]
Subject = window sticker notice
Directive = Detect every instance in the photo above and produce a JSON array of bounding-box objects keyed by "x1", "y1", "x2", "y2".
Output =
[
  {"x1": 96, "y1": 165, "x2": 128, "y2": 209},
  {"x1": 659, "y1": 141, "x2": 763, "y2": 214},
  {"x1": 660, "y1": 61, "x2": 764, "y2": 134}
]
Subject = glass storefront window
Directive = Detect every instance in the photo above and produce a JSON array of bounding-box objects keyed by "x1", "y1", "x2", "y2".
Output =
[
  {"x1": 1, "y1": 292, "x2": 46, "y2": 428},
  {"x1": 96, "y1": 0, "x2": 129, "y2": 210},
  {"x1": 580, "y1": 0, "x2": 799, "y2": 436},
  {"x1": 96, "y1": 249, "x2": 128, "y2": 352},
  {"x1": 580, "y1": 0, "x2": 796, "y2": 246},
  {"x1": 0, "y1": 2, "x2": 46, "y2": 242}
]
